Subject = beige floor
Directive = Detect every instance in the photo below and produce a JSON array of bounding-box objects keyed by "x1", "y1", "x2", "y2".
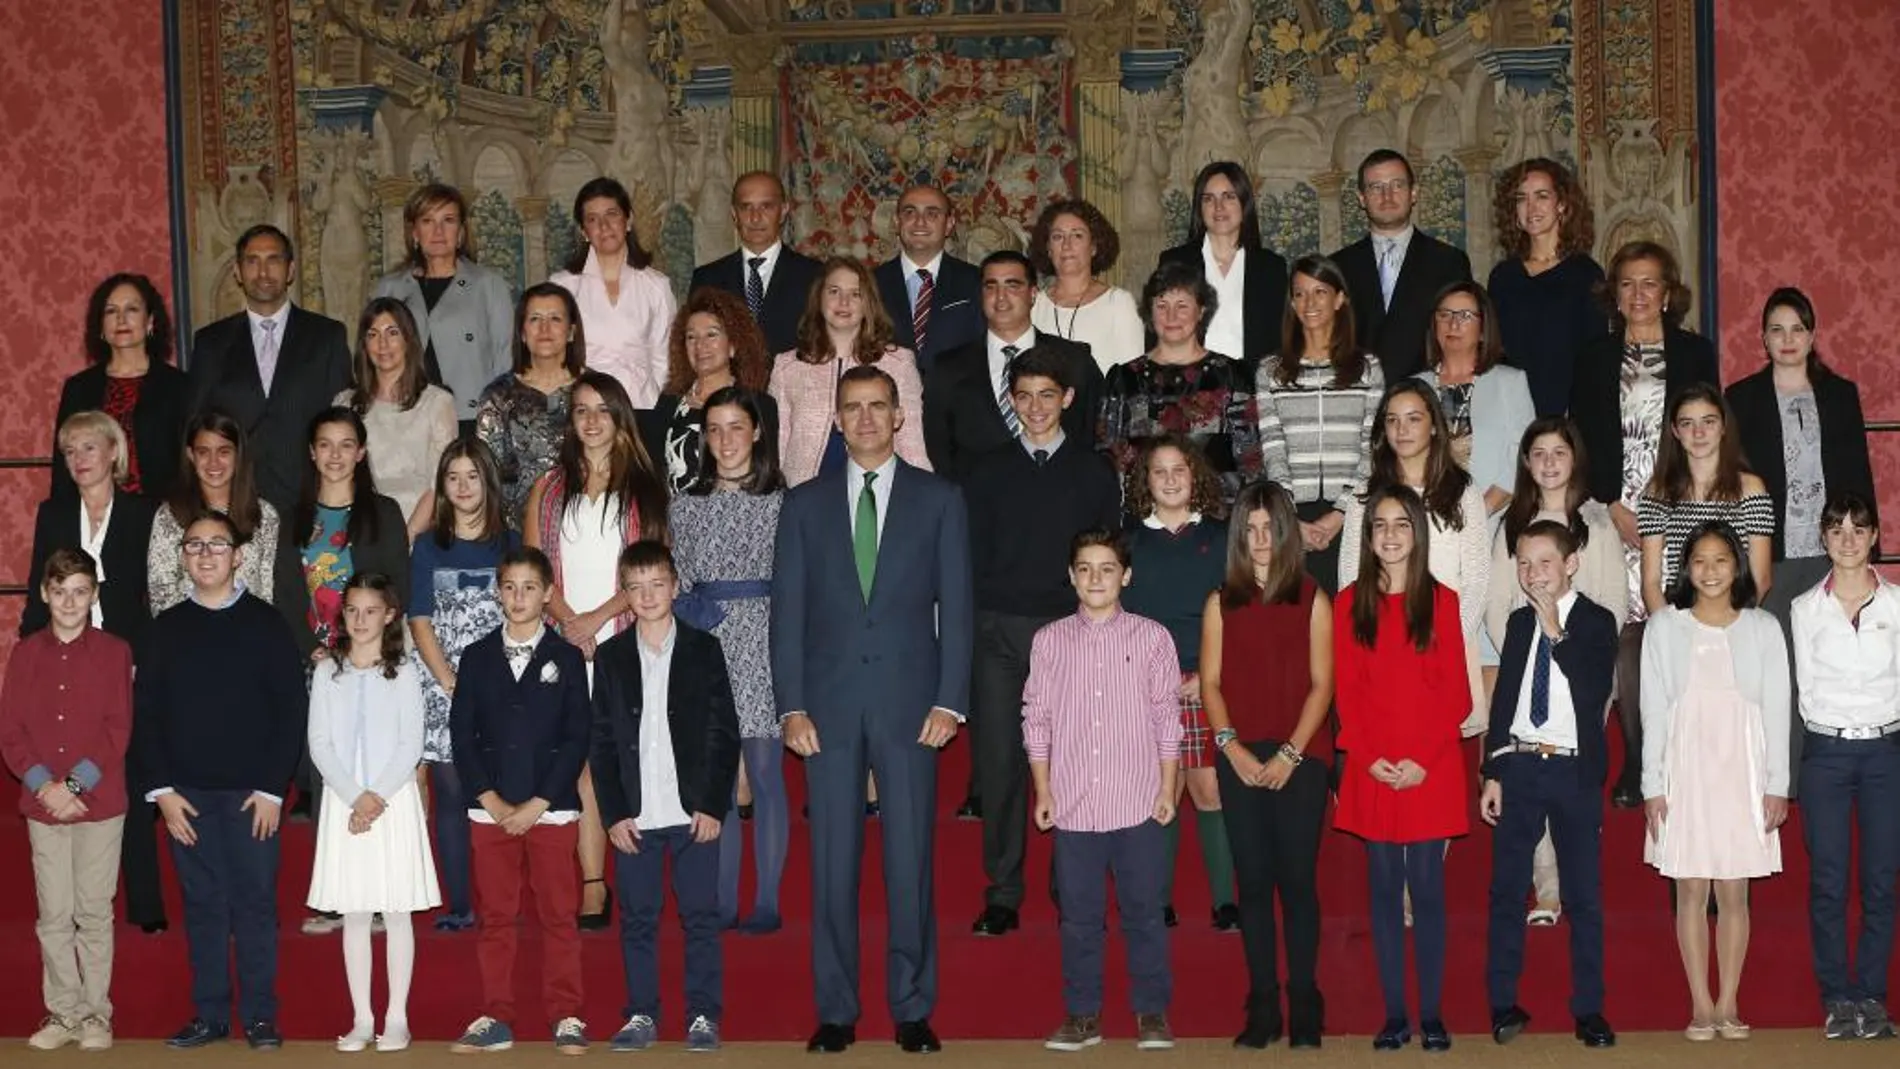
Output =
[{"x1": 28, "y1": 1031, "x2": 1887, "y2": 1068}]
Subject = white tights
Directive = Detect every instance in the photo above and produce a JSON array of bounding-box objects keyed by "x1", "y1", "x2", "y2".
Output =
[{"x1": 342, "y1": 912, "x2": 415, "y2": 1027}]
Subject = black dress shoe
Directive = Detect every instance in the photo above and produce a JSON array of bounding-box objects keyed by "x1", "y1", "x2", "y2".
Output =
[
  {"x1": 1491, "y1": 1005, "x2": 1531, "y2": 1045},
  {"x1": 1420, "y1": 1019, "x2": 1451, "y2": 1052},
  {"x1": 138, "y1": 919, "x2": 169, "y2": 935},
  {"x1": 865, "y1": 800, "x2": 881, "y2": 818},
  {"x1": 1162, "y1": 905, "x2": 1179, "y2": 927},
  {"x1": 1287, "y1": 986, "x2": 1324, "y2": 1049},
  {"x1": 1574, "y1": 1013, "x2": 1616, "y2": 1047},
  {"x1": 971, "y1": 904, "x2": 1020, "y2": 936},
  {"x1": 1213, "y1": 903, "x2": 1241, "y2": 931},
  {"x1": 1233, "y1": 1016, "x2": 1283, "y2": 1049},
  {"x1": 896, "y1": 1019, "x2": 941, "y2": 1053},
  {"x1": 1373, "y1": 1018, "x2": 1410, "y2": 1050},
  {"x1": 167, "y1": 1018, "x2": 229, "y2": 1049},
  {"x1": 245, "y1": 1020, "x2": 283, "y2": 1050},
  {"x1": 1610, "y1": 783, "x2": 1642, "y2": 808},
  {"x1": 739, "y1": 803, "x2": 755, "y2": 820},
  {"x1": 955, "y1": 796, "x2": 981, "y2": 821},
  {"x1": 807, "y1": 1023, "x2": 856, "y2": 1052}
]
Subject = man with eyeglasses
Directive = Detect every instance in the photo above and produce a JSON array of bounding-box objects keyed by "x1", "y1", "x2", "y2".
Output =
[
  {"x1": 1331, "y1": 150, "x2": 1473, "y2": 383},
  {"x1": 874, "y1": 185, "x2": 983, "y2": 377},
  {"x1": 132, "y1": 512, "x2": 306, "y2": 1051}
]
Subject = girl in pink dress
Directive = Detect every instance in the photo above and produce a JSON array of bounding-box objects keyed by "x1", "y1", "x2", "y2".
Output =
[{"x1": 1639, "y1": 520, "x2": 1791, "y2": 1041}]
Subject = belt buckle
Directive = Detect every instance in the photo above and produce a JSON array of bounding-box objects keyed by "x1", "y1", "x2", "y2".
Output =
[{"x1": 1842, "y1": 725, "x2": 1880, "y2": 741}]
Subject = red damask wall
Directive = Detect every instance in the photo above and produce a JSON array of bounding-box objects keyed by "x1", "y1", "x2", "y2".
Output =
[
  {"x1": 0, "y1": 2, "x2": 173, "y2": 656},
  {"x1": 1715, "y1": 0, "x2": 1900, "y2": 535}
]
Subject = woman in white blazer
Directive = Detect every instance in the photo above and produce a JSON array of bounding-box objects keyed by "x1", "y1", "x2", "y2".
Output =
[{"x1": 373, "y1": 183, "x2": 516, "y2": 433}]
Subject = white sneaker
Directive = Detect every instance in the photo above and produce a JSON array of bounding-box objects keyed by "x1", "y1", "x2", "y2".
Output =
[
  {"x1": 27, "y1": 1015, "x2": 76, "y2": 1050},
  {"x1": 77, "y1": 1016, "x2": 112, "y2": 1052}
]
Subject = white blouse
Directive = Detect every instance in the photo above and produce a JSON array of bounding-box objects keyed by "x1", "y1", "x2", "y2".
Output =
[
  {"x1": 552, "y1": 249, "x2": 678, "y2": 409},
  {"x1": 336, "y1": 384, "x2": 457, "y2": 522},
  {"x1": 1031, "y1": 285, "x2": 1144, "y2": 373}
]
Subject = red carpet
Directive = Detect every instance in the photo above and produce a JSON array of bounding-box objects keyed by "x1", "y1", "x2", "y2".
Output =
[{"x1": 0, "y1": 736, "x2": 1864, "y2": 1041}]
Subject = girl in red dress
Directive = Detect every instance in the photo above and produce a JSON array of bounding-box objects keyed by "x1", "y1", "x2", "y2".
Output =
[{"x1": 1333, "y1": 485, "x2": 1472, "y2": 1052}]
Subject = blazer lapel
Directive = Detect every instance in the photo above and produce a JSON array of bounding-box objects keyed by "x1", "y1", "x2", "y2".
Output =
[
  {"x1": 229, "y1": 317, "x2": 268, "y2": 401},
  {"x1": 868, "y1": 464, "x2": 918, "y2": 606}
]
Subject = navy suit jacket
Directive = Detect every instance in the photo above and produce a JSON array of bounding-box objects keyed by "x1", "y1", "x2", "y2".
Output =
[
  {"x1": 770, "y1": 459, "x2": 973, "y2": 730},
  {"x1": 449, "y1": 628, "x2": 592, "y2": 811},
  {"x1": 875, "y1": 254, "x2": 983, "y2": 376},
  {"x1": 589, "y1": 621, "x2": 741, "y2": 827},
  {"x1": 690, "y1": 247, "x2": 822, "y2": 357},
  {"x1": 1332, "y1": 230, "x2": 1473, "y2": 383},
  {"x1": 1481, "y1": 594, "x2": 1619, "y2": 786}
]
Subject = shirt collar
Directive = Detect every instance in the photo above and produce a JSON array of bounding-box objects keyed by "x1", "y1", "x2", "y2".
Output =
[
  {"x1": 503, "y1": 624, "x2": 546, "y2": 652},
  {"x1": 638, "y1": 620, "x2": 677, "y2": 659},
  {"x1": 51, "y1": 626, "x2": 98, "y2": 649},
  {"x1": 1374, "y1": 225, "x2": 1416, "y2": 252},
  {"x1": 903, "y1": 251, "x2": 944, "y2": 280},
  {"x1": 847, "y1": 453, "x2": 899, "y2": 485},
  {"x1": 1022, "y1": 430, "x2": 1066, "y2": 457},
  {"x1": 1143, "y1": 511, "x2": 1203, "y2": 531},
  {"x1": 989, "y1": 327, "x2": 1035, "y2": 353},
  {"x1": 1076, "y1": 605, "x2": 1125, "y2": 629},
  {"x1": 741, "y1": 242, "x2": 783, "y2": 272},
  {"x1": 246, "y1": 303, "x2": 291, "y2": 332},
  {"x1": 188, "y1": 579, "x2": 247, "y2": 611}
]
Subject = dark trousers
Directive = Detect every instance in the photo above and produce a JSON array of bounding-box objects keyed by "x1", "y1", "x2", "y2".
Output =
[
  {"x1": 428, "y1": 762, "x2": 473, "y2": 915},
  {"x1": 806, "y1": 710, "x2": 939, "y2": 1025},
  {"x1": 169, "y1": 787, "x2": 281, "y2": 1027},
  {"x1": 1485, "y1": 754, "x2": 1606, "y2": 1017},
  {"x1": 1053, "y1": 820, "x2": 1171, "y2": 1016},
  {"x1": 616, "y1": 825, "x2": 723, "y2": 1022},
  {"x1": 1801, "y1": 731, "x2": 1900, "y2": 1004},
  {"x1": 1613, "y1": 621, "x2": 1646, "y2": 793},
  {"x1": 1217, "y1": 746, "x2": 1326, "y2": 1007},
  {"x1": 120, "y1": 788, "x2": 167, "y2": 927},
  {"x1": 1367, "y1": 839, "x2": 1447, "y2": 1022},
  {"x1": 973, "y1": 610, "x2": 1055, "y2": 909}
]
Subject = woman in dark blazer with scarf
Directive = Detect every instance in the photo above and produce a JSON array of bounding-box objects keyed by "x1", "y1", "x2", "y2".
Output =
[
  {"x1": 1727, "y1": 287, "x2": 1875, "y2": 795},
  {"x1": 53, "y1": 273, "x2": 190, "y2": 502},
  {"x1": 1154, "y1": 161, "x2": 1288, "y2": 361}
]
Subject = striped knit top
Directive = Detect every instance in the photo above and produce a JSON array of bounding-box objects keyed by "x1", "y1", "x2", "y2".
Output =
[
  {"x1": 1637, "y1": 491, "x2": 1776, "y2": 592},
  {"x1": 1255, "y1": 354, "x2": 1385, "y2": 512}
]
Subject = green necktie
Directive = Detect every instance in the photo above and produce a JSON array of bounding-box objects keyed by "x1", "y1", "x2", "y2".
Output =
[{"x1": 854, "y1": 470, "x2": 879, "y2": 602}]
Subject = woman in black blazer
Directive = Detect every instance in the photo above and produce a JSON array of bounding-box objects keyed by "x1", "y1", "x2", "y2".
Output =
[
  {"x1": 1154, "y1": 161, "x2": 1289, "y2": 362},
  {"x1": 1567, "y1": 241, "x2": 1717, "y2": 807},
  {"x1": 638, "y1": 286, "x2": 778, "y2": 493},
  {"x1": 53, "y1": 274, "x2": 190, "y2": 501}
]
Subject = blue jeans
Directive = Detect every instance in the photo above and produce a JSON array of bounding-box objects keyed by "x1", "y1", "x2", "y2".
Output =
[
  {"x1": 429, "y1": 761, "x2": 472, "y2": 915},
  {"x1": 169, "y1": 787, "x2": 281, "y2": 1026},
  {"x1": 1367, "y1": 839, "x2": 1447, "y2": 1023},
  {"x1": 718, "y1": 738, "x2": 788, "y2": 924},
  {"x1": 616, "y1": 825, "x2": 723, "y2": 1022},
  {"x1": 1802, "y1": 731, "x2": 1900, "y2": 1004},
  {"x1": 1053, "y1": 820, "x2": 1171, "y2": 1016}
]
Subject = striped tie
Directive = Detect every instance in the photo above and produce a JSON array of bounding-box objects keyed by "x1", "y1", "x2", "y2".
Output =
[
  {"x1": 912, "y1": 268, "x2": 934, "y2": 354},
  {"x1": 998, "y1": 344, "x2": 1022, "y2": 438}
]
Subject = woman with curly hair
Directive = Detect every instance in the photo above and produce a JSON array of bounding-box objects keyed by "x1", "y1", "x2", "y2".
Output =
[
  {"x1": 639, "y1": 286, "x2": 778, "y2": 493},
  {"x1": 768, "y1": 257, "x2": 928, "y2": 484},
  {"x1": 1120, "y1": 435, "x2": 1237, "y2": 932},
  {"x1": 1486, "y1": 158, "x2": 1605, "y2": 417},
  {"x1": 1029, "y1": 199, "x2": 1145, "y2": 372}
]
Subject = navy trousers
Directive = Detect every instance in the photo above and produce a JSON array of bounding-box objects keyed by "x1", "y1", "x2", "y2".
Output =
[
  {"x1": 1801, "y1": 731, "x2": 1900, "y2": 1005},
  {"x1": 169, "y1": 787, "x2": 281, "y2": 1027},
  {"x1": 1053, "y1": 820, "x2": 1171, "y2": 1016},
  {"x1": 1484, "y1": 753, "x2": 1606, "y2": 1017},
  {"x1": 1367, "y1": 839, "x2": 1447, "y2": 1022},
  {"x1": 615, "y1": 824, "x2": 723, "y2": 1023}
]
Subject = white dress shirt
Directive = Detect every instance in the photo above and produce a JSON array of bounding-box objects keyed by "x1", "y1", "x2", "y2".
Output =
[
  {"x1": 634, "y1": 622, "x2": 691, "y2": 830},
  {"x1": 247, "y1": 303, "x2": 292, "y2": 392},
  {"x1": 1792, "y1": 573, "x2": 1900, "y2": 732},
  {"x1": 742, "y1": 242, "x2": 784, "y2": 295},
  {"x1": 1373, "y1": 225, "x2": 1416, "y2": 307},
  {"x1": 1200, "y1": 238, "x2": 1248, "y2": 359},
  {"x1": 76, "y1": 496, "x2": 112, "y2": 628},
  {"x1": 903, "y1": 251, "x2": 945, "y2": 312},
  {"x1": 1508, "y1": 590, "x2": 1581, "y2": 749},
  {"x1": 987, "y1": 328, "x2": 1036, "y2": 391},
  {"x1": 845, "y1": 453, "x2": 898, "y2": 546}
]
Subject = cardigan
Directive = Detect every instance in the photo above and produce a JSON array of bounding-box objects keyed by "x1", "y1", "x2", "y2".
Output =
[
  {"x1": 1725, "y1": 366, "x2": 1877, "y2": 560},
  {"x1": 1638, "y1": 607, "x2": 1791, "y2": 800},
  {"x1": 306, "y1": 659, "x2": 426, "y2": 805},
  {"x1": 1414, "y1": 364, "x2": 1537, "y2": 498},
  {"x1": 767, "y1": 345, "x2": 930, "y2": 486},
  {"x1": 1571, "y1": 326, "x2": 1720, "y2": 506},
  {"x1": 51, "y1": 361, "x2": 191, "y2": 502}
]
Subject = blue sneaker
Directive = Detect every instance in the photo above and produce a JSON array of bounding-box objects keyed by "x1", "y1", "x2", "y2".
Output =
[
  {"x1": 450, "y1": 1016, "x2": 513, "y2": 1053},
  {"x1": 685, "y1": 1016, "x2": 721, "y2": 1052},
  {"x1": 610, "y1": 1015, "x2": 656, "y2": 1052},
  {"x1": 553, "y1": 1017, "x2": 588, "y2": 1054}
]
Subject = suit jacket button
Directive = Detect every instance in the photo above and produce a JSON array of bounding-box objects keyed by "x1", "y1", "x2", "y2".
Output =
[
  {"x1": 464, "y1": 332, "x2": 475, "y2": 342},
  {"x1": 861, "y1": 656, "x2": 870, "y2": 664}
]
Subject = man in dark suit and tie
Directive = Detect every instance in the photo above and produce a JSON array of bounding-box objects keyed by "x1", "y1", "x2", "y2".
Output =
[
  {"x1": 1330, "y1": 150, "x2": 1472, "y2": 382},
  {"x1": 771, "y1": 364, "x2": 974, "y2": 1054},
  {"x1": 688, "y1": 172, "x2": 822, "y2": 357},
  {"x1": 1479, "y1": 520, "x2": 1618, "y2": 1050},
  {"x1": 186, "y1": 224, "x2": 352, "y2": 514},
  {"x1": 923, "y1": 250, "x2": 1103, "y2": 484},
  {"x1": 874, "y1": 185, "x2": 983, "y2": 376}
]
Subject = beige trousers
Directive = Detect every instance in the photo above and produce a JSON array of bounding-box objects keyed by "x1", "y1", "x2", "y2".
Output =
[{"x1": 29, "y1": 815, "x2": 124, "y2": 1021}]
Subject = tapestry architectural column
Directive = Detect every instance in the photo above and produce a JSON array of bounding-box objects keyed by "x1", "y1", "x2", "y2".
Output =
[
  {"x1": 728, "y1": 35, "x2": 781, "y2": 181},
  {"x1": 1455, "y1": 147, "x2": 1498, "y2": 271},
  {"x1": 1072, "y1": 0, "x2": 1131, "y2": 250},
  {"x1": 516, "y1": 195, "x2": 550, "y2": 283},
  {"x1": 1312, "y1": 169, "x2": 1348, "y2": 253},
  {"x1": 374, "y1": 177, "x2": 417, "y2": 272}
]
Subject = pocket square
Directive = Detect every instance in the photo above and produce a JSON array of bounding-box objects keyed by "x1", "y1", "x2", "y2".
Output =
[
  {"x1": 539, "y1": 661, "x2": 561, "y2": 684},
  {"x1": 938, "y1": 297, "x2": 972, "y2": 310}
]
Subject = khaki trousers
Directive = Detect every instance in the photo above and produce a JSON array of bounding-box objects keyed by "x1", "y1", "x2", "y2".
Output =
[{"x1": 29, "y1": 815, "x2": 124, "y2": 1021}]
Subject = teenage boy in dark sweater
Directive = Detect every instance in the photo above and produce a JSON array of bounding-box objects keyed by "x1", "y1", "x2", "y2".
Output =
[
  {"x1": 132, "y1": 511, "x2": 306, "y2": 1050},
  {"x1": 963, "y1": 346, "x2": 1121, "y2": 936}
]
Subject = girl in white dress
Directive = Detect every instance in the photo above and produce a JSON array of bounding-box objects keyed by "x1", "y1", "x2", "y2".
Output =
[{"x1": 305, "y1": 573, "x2": 440, "y2": 1052}]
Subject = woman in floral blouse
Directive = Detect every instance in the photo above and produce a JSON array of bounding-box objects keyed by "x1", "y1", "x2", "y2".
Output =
[
  {"x1": 475, "y1": 283, "x2": 586, "y2": 530},
  {"x1": 1097, "y1": 258, "x2": 1263, "y2": 511}
]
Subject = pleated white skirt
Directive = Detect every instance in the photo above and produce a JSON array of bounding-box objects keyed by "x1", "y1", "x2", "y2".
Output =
[{"x1": 306, "y1": 781, "x2": 442, "y2": 915}]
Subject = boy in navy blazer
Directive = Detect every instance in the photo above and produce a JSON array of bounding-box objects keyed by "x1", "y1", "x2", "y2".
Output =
[
  {"x1": 591, "y1": 541, "x2": 740, "y2": 1053},
  {"x1": 1479, "y1": 520, "x2": 1618, "y2": 1049},
  {"x1": 448, "y1": 547, "x2": 593, "y2": 1055}
]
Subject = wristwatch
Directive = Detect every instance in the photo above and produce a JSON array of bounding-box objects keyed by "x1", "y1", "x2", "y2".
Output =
[{"x1": 62, "y1": 775, "x2": 86, "y2": 797}]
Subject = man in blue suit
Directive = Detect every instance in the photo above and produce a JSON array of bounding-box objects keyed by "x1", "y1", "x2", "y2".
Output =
[
  {"x1": 874, "y1": 185, "x2": 983, "y2": 377},
  {"x1": 1480, "y1": 520, "x2": 1618, "y2": 1050},
  {"x1": 771, "y1": 364, "x2": 974, "y2": 1054}
]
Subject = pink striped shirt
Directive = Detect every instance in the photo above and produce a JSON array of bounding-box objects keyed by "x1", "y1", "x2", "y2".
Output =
[{"x1": 1022, "y1": 608, "x2": 1182, "y2": 833}]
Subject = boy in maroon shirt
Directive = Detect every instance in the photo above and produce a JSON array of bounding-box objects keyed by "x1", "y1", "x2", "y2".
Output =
[{"x1": 0, "y1": 549, "x2": 133, "y2": 1052}]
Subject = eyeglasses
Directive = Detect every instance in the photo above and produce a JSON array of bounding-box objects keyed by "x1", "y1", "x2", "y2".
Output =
[
  {"x1": 1434, "y1": 308, "x2": 1481, "y2": 325},
  {"x1": 1363, "y1": 179, "x2": 1412, "y2": 197},
  {"x1": 181, "y1": 539, "x2": 235, "y2": 556}
]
